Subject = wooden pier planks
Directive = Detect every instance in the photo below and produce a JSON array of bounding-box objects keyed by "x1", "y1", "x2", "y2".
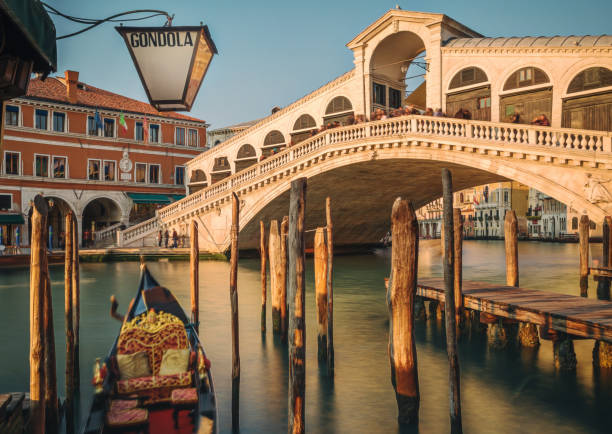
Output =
[{"x1": 418, "y1": 278, "x2": 612, "y2": 343}]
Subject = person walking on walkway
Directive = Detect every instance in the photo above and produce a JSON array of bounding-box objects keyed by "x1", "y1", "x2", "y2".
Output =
[
  {"x1": 164, "y1": 229, "x2": 169, "y2": 248},
  {"x1": 172, "y1": 229, "x2": 178, "y2": 248},
  {"x1": 157, "y1": 229, "x2": 163, "y2": 247}
]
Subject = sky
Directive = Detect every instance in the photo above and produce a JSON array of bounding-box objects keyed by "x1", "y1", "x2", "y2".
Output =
[{"x1": 47, "y1": 0, "x2": 612, "y2": 129}]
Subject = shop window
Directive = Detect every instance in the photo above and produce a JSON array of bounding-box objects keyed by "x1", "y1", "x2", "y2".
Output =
[
  {"x1": 4, "y1": 152, "x2": 19, "y2": 175},
  {"x1": 590, "y1": 221, "x2": 596, "y2": 230},
  {"x1": 35, "y1": 109, "x2": 48, "y2": 130},
  {"x1": 88, "y1": 159, "x2": 101, "y2": 180},
  {"x1": 149, "y1": 164, "x2": 160, "y2": 184},
  {"x1": 53, "y1": 157, "x2": 66, "y2": 179},
  {"x1": 53, "y1": 112, "x2": 65, "y2": 132},
  {"x1": 373, "y1": 83, "x2": 386, "y2": 105},
  {"x1": 135, "y1": 122, "x2": 144, "y2": 141},
  {"x1": 478, "y1": 97, "x2": 491, "y2": 109},
  {"x1": 0, "y1": 194, "x2": 11, "y2": 210},
  {"x1": 572, "y1": 217, "x2": 578, "y2": 230},
  {"x1": 135, "y1": 163, "x2": 147, "y2": 183},
  {"x1": 104, "y1": 118, "x2": 115, "y2": 137},
  {"x1": 188, "y1": 129, "x2": 198, "y2": 146},
  {"x1": 175, "y1": 127, "x2": 186, "y2": 145},
  {"x1": 150, "y1": 124, "x2": 160, "y2": 143},
  {"x1": 35, "y1": 155, "x2": 49, "y2": 177},
  {"x1": 389, "y1": 88, "x2": 402, "y2": 109},
  {"x1": 175, "y1": 166, "x2": 185, "y2": 185},
  {"x1": 5, "y1": 105, "x2": 18, "y2": 126},
  {"x1": 104, "y1": 161, "x2": 116, "y2": 181}
]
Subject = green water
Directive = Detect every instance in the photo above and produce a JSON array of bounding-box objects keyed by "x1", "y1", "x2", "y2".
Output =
[{"x1": 1, "y1": 240, "x2": 611, "y2": 433}]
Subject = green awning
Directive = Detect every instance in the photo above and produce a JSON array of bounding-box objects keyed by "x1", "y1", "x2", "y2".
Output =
[
  {"x1": 0, "y1": 0, "x2": 57, "y2": 74},
  {"x1": 170, "y1": 195, "x2": 185, "y2": 201},
  {"x1": 127, "y1": 193, "x2": 172, "y2": 205},
  {"x1": 0, "y1": 214, "x2": 25, "y2": 224}
]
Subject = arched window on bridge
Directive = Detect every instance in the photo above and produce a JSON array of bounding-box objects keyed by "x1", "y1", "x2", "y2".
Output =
[
  {"x1": 324, "y1": 96, "x2": 354, "y2": 126},
  {"x1": 562, "y1": 67, "x2": 612, "y2": 131},
  {"x1": 211, "y1": 156, "x2": 231, "y2": 184},
  {"x1": 189, "y1": 169, "x2": 207, "y2": 194},
  {"x1": 235, "y1": 144, "x2": 258, "y2": 172},
  {"x1": 291, "y1": 114, "x2": 317, "y2": 146},
  {"x1": 500, "y1": 67, "x2": 551, "y2": 124},
  {"x1": 262, "y1": 130, "x2": 286, "y2": 157},
  {"x1": 446, "y1": 67, "x2": 491, "y2": 121}
]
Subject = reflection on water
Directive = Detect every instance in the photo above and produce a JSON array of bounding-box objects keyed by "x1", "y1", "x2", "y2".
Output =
[{"x1": 0, "y1": 241, "x2": 610, "y2": 433}]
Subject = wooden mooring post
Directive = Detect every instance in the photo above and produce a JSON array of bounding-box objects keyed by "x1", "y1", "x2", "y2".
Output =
[
  {"x1": 260, "y1": 221, "x2": 267, "y2": 332},
  {"x1": 269, "y1": 220, "x2": 281, "y2": 334},
  {"x1": 314, "y1": 228, "x2": 328, "y2": 361},
  {"x1": 280, "y1": 216, "x2": 289, "y2": 342},
  {"x1": 387, "y1": 198, "x2": 419, "y2": 425},
  {"x1": 594, "y1": 216, "x2": 612, "y2": 368},
  {"x1": 190, "y1": 220, "x2": 199, "y2": 334},
  {"x1": 230, "y1": 193, "x2": 240, "y2": 433},
  {"x1": 325, "y1": 197, "x2": 334, "y2": 376},
  {"x1": 43, "y1": 220, "x2": 58, "y2": 434},
  {"x1": 288, "y1": 178, "x2": 306, "y2": 434},
  {"x1": 442, "y1": 169, "x2": 462, "y2": 434},
  {"x1": 453, "y1": 208, "x2": 463, "y2": 334},
  {"x1": 30, "y1": 195, "x2": 48, "y2": 434},
  {"x1": 579, "y1": 215, "x2": 590, "y2": 297},
  {"x1": 64, "y1": 212, "x2": 75, "y2": 434},
  {"x1": 71, "y1": 215, "x2": 80, "y2": 387}
]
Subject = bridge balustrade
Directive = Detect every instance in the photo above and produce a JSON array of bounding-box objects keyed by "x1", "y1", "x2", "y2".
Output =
[{"x1": 119, "y1": 115, "x2": 612, "y2": 246}]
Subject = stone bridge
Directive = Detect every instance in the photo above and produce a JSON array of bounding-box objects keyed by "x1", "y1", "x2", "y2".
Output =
[
  {"x1": 117, "y1": 115, "x2": 612, "y2": 252},
  {"x1": 116, "y1": 8, "x2": 612, "y2": 251}
]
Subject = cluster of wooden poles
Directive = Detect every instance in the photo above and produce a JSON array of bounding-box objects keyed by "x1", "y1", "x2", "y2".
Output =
[{"x1": 29, "y1": 194, "x2": 81, "y2": 434}]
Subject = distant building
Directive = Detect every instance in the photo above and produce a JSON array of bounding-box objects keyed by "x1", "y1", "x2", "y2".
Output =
[
  {"x1": 206, "y1": 118, "x2": 262, "y2": 149},
  {"x1": 473, "y1": 182, "x2": 529, "y2": 238},
  {"x1": 416, "y1": 188, "x2": 476, "y2": 238},
  {"x1": 0, "y1": 70, "x2": 208, "y2": 248}
]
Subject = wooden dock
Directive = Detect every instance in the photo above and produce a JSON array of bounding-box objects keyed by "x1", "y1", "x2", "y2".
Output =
[{"x1": 417, "y1": 278, "x2": 612, "y2": 344}]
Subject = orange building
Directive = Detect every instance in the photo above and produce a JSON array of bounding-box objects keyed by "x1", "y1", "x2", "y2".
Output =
[{"x1": 0, "y1": 70, "x2": 208, "y2": 248}]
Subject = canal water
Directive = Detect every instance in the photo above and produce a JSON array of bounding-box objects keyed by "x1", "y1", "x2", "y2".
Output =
[{"x1": 1, "y1": 240, "x2": 611, "y2": 433}]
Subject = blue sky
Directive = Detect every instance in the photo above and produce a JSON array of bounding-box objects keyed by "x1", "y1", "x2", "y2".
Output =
[{"x1": 48, "y1": 0, "x2": 612, "y2": 129}]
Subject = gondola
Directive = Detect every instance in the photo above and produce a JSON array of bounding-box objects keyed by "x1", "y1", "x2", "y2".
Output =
[{"x1": 81, "y1": 264, "x2": 217, "y2": 433}]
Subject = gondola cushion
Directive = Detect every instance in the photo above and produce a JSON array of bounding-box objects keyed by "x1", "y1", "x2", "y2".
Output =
[
  {"x1": 106, "y1": 407, "x2": 148, "y2": 427},
  {"x1": 171, "y1": 387, "x2": 198, "y2": 405},
  {"x1": 116, "y1": 371, "x2": 192, "y2": 394}
]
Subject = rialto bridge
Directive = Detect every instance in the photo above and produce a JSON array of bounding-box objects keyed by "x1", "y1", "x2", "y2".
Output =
[{"x1": 117, "y1": 9, "x2": 612, "y2": 252}]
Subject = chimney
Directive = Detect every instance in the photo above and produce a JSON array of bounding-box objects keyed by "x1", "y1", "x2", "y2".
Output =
[{"x1": 65, "y1": 70, "x2": 79, "y2": 104}]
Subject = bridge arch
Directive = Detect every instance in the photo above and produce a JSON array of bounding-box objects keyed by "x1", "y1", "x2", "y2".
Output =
[{"x1": 234, "y1": 143, "x2": 605, "y2": 251}]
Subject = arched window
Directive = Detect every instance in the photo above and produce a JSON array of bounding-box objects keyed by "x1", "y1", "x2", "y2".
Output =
[
  {"x1": 293, "y1": 114, "x2": 316, "y2": 131},
  {"x1": 567, "y1": 67, "x2": 612, "y2": 94},
  {"x1": 562, "y1": 67, "x2": 612, "y2": 131},
  {"x1": 448, "y1": 67, "x2": 488, "y2": 89},
  {"x1": 190, "y1": 169, "x2": 206, "y2": 183},
  {"x1": 262, "y1": 130, "x2": 286, "y2": 157},
  {"x1": 235, "y1": 144, "x2": 257, "y2": 172},
  {"x1": 503, "y1": 67, "x2": 549, "y2": 91},
  {"x1": 236, "y1": 144, "x2": 256, "y2": 159},
  {"x1": 324, "y1": 96, "x2": 354, "y2": 126},
  {"x1": 212, "y1": 156, "x2": 230, "y2": 172},
  {"x1": 325, "y1": 96, "x2": 352, "y2": 115}
]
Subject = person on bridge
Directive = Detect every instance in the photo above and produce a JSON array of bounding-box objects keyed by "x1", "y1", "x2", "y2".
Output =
[
  {"x1": 434, "y1": 108, "x2": 445, "y2": 117},
  {"x1": 157, "y1": 229, "x2": 162, "y2": 247},
  {"x1": 510, "y1": 113, "x2": 521, "y2": 123},
  {"x1": 172, "y1": 229, "x2": 178, "y2": 248},
  {"x1": 531, "y1": 114, "x2": 550, "y2": 126},
  {"x1": 164, "y1": 229, "x2": 169, "y2": 248}
]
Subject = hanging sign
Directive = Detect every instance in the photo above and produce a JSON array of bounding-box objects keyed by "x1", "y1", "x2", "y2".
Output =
[{"x1": 116, "y1": 25, "x2": 217, "y2": 111}]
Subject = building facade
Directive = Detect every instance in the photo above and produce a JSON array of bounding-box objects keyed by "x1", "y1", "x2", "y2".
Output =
[
  {"x1": 0, "y1": 70, "x2": 208, "y2": 248},
  {"x1": 473, "y1": 182, "x2": 529, "y2": 238}
]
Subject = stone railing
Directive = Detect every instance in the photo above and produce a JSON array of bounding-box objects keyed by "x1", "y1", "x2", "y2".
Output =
[
  {"x1": 94, "y1": 222, "x2": 123, "y2": 245},
  {"x1": 117, "y1": 217, "x2": 160, "y2": 247},
  {"x1": 118, "y1": 115, "x2": 612, "y2": 246}
]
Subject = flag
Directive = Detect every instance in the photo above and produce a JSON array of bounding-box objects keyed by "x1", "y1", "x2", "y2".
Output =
[
  {"x1": 143, "y1": 115, "x2": 149, "y2": 142},
  {"x1": 119, "y1": 112, "x2": 128, "y2": 134},
  {"x1": 94, "y1": 108, "x2": 103, "y2": 132}
]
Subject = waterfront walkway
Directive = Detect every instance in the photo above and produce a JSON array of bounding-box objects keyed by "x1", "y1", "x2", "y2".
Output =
[{"x1": 418, "y1": 278, "x2": 612, "y2": 343}]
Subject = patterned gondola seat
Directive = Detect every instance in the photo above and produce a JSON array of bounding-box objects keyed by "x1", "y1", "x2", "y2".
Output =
[{"x1": 115, "y1": 310, "x2": 192, "y2": 402}]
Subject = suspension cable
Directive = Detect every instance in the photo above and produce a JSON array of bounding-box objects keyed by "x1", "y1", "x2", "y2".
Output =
[{"x1": 41, "y1": 3, "x2": 173, "y2": 40}]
